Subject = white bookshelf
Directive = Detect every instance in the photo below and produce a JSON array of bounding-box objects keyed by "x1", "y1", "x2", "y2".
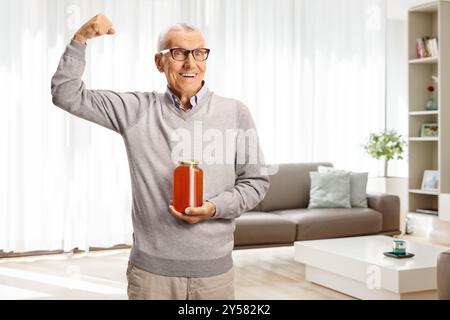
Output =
[{"x1": 408, "y1": 1, "x2": 450, "y2": 222}]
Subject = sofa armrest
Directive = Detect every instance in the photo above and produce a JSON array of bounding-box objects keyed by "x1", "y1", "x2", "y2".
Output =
[{"x1": 367, "y1": 192, "x2": 400, "y2": 232}]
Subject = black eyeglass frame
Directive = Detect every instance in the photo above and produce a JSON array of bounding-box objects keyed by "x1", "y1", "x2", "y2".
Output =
[{"x1": 160, "y1": 47, "x2": 211, "y2": 61}]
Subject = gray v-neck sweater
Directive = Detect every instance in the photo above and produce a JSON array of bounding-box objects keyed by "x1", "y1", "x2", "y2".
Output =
[{"x1": 51, "y1": 40, "x2": 270, "y2": 277}]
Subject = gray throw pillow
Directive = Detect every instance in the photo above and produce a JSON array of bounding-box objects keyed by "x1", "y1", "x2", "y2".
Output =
[
  {"x1": 308, "y1": 171, "x2": 351, "y2": 208},
  {"x1": 318, "y1": 166, "x2": 368, "y2": 208}
]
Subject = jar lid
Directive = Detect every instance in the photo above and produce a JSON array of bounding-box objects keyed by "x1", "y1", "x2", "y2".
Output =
[{"x1": 179, "y1": 160, "x2": 199, "y2": 166}]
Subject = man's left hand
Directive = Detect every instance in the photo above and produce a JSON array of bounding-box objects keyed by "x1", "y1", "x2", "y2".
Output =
[{"x1": 169, "y1": 201, "x2": 216, "y2": 224}]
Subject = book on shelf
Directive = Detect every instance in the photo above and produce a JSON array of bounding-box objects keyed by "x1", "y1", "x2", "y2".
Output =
[
  {"x1": 416, "y1": 37, "x2": 425, "y2": 58},
  {"x1": 416, "y1": 208, "x2": 438, "y2": 215},
  {"x1": 416, "y1": 37, "x2": 439, "y2": 58}
]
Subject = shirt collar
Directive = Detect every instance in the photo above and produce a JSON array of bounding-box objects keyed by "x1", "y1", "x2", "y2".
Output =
[{"x1": 165, "y1": 81, "x2": 208, "y2": 112}]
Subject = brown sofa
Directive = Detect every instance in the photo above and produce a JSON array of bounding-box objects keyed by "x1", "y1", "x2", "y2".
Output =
[{"x1": 233, "y1": 162, "x2": 401, "y2": 248}]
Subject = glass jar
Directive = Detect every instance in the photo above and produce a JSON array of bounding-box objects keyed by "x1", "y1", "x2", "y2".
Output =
[
  {"x1": 425, "y1": 95, "x2": 438, "y2": 111},
  {"x1": 173, "y1": 160, "x2": 203, "y2": 213},
  {"x1": 392, "y1": 239, "x2": 406, "y2": 255}
]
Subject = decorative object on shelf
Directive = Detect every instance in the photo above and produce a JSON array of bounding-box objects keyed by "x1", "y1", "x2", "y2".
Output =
[
  {"x1": 420, "y1": 123, "x2": 438, "y2": 137},
  {"x1": 425, "y1": 84, "x2": 438, "y2": 111},
  {"x1": 432, "y1": 75, "x2": 439, "y2": 84},
  {"x1": 363, "y1": 130, "x2": 407, "y2": 177},
  {"x1": 421, "y1": 170, "x2": 439, "y2": 191}
]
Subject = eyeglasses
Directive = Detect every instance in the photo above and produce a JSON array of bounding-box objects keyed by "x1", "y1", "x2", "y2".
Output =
[{"x1": 160, "y1": 48, "x2": 210, "y2": 61}]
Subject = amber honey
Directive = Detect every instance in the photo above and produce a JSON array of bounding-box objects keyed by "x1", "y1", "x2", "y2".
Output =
[{"x1": 173, "y1": 160, "x2": 203, "y2": 213}]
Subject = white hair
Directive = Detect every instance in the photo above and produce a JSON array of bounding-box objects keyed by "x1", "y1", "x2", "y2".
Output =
[{"x1": 157, "y1": 23, "x2": 205, "y2": 51}]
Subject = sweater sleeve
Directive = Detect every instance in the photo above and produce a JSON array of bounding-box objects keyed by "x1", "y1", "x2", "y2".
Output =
[
  {"x1": 50, "y1": 40, "x2": 149, "y2": 134},
  {"x1": 207, "y1": 102, "x2": 270, "y2": 219}
]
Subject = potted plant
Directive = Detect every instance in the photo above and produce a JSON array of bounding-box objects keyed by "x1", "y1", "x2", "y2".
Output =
[
  {"x1": 363, "y1": 130, "x2": 407, "y2": 178},
  {"x1": 363, "y1": 130, "x2": 408, "y2": 233}
]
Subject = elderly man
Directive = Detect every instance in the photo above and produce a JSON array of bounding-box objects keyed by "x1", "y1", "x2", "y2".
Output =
[{"x1": 51, "y1": 14, "x2": 269, "y2": 300}]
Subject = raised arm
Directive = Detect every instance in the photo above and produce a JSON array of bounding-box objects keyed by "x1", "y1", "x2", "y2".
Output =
[{"x1": 51, "y1": 14, "x2": 149, "y2": 134}]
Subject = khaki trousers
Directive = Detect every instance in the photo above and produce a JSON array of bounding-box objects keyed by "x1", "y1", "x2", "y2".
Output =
[{"x1": 126, "y1": 261, "x2": 235, "y2": 300}]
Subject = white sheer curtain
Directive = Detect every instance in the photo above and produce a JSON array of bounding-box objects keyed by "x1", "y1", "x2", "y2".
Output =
[{"x1": 0, "y1": 0, "x2": 386, "y2": 253}]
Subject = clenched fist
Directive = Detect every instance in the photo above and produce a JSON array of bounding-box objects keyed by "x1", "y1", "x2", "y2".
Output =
[{"x1": 73, "y1": 14, "x2": 115, "y2": 44}]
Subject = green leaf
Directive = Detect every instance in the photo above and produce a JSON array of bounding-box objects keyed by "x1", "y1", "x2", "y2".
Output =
[{"x1": 362, "y1": 130, "x2": 407, "y2": 163}]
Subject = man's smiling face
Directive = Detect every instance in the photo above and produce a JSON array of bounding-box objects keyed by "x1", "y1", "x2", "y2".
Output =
[{"x1": 155, "y1": 30, "x2": 206, "y2": 99}]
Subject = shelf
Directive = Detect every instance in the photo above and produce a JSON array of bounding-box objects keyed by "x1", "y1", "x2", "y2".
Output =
[
  {"x1": 413, "y1": 210, "x2": 439, "y2": 216},
  {"x1": 409, "y1": 110, "x2": 439, "y2": 116},
  {"x1": 415, "y1": 208, "x2": 439, "y2": 215},
  {"x1": 409, "y1": 2, "x2": 438, "y2": 13},
  {"x1": 409, "y1": 137, "x2": 439, "y2": 141},
  {"x1": 409, "y1": 189, "x2": 439, "y2": 195},
  {"x1": 409, "y1": 57, "x2": 438, "y2": 64}
]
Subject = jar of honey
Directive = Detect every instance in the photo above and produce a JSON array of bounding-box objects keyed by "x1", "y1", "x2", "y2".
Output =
[{"x1": 173, "y1": 160, "x2": 203, "y2": 213}]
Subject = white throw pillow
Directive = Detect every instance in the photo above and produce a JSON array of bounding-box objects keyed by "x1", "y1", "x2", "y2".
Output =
[
  {"x1": 318, "y1": 166, "x2": 368, "y2": 208},
  {"x1": 308, "y1": 171, "x2": 351, "y2": 208}
]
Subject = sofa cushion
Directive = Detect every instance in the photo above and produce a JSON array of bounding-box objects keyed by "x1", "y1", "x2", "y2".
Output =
[
  {"x1": 259, "y1": 162, "x2": 333, "y2": 212},
  {"x1": 308, "y1": 171, "x2": 351, "y2": 208},
  {"x1": 272, "y1": 208, "x2": 382, "y2": 240},
  {"x1": 318, "y1": 166, "x2": 368, "y2": 208},
  {"x1": 234, "y1": 211, "x2": 297, "y2": 246}
]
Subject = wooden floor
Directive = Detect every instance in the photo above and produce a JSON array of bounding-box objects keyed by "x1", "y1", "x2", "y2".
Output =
[
  {"x1": 233, "y1": 246, "x2": 353, "y2": 300},
  {"x1": 4, "y1": 234, "x2": 446, "y2": 300},
  {"x1": 0, "y1": 246, "x2": 352, "y2": 300}
]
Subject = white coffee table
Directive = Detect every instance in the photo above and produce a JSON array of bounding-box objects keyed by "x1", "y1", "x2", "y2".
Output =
[{"x1": 294, "y1": 235, "x2": 445, "y2": 300}]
